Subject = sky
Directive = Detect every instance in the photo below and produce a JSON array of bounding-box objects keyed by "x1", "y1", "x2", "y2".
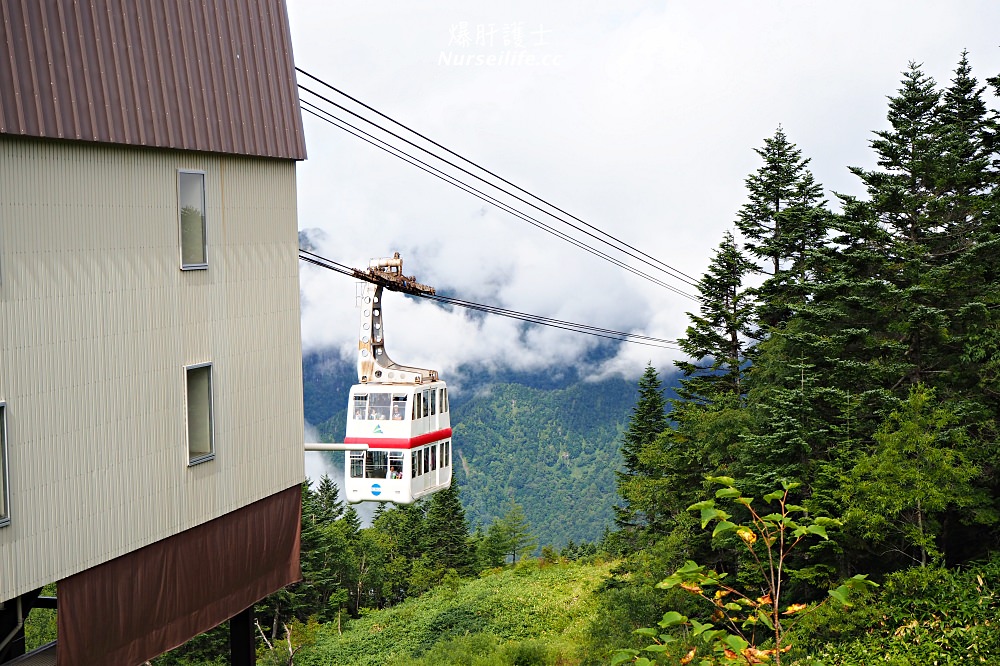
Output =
[{"x1": 286, "y1": 1, "x2": 1000, "y2": 388}]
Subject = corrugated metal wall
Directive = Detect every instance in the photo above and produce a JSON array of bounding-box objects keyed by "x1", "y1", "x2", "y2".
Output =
[
  {"x1": 0, "y1": 135, "x2": 305, "y2": 601},
  {"x1": 0, "y1": 0, "x2": 306, "y2": 160}
]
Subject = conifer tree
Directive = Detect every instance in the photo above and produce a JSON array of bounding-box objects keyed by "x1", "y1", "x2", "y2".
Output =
[
  {"x1": 633, "y1": 234, "x2": 755, "y2": 535},
  {"x1": 315, "y1": 473, "x2": 344, "y2": 524},
  {"x1": 736, "y1": 127, "x2": 830, "y2": 331},
  {"x1": 615, "y1": 365, "x2": 668, "y2": 532},
  {"x1": 421, "y1": 482, "x2": 475, "y2": 575},
  {"x1": 675, "y1": 231, "x2": 756, "y2": 401},
  {"x1": 477, "y1": 519, "x2": 512, "y2": 570},
  {"x1": 841, "y1": 62, "x2": 944, "y2": 388},
  {"x1": 342, "y1": 504, "x2": 362, "y2": 536}
]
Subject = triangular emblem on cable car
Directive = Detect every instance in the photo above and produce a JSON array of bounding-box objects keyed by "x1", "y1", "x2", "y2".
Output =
[{"x1": 373, "y1": 424, "x2": 383, "y2": 434}]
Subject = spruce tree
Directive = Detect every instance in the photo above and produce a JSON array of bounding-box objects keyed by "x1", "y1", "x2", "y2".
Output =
[
  {"x1": 614, "y1": 364, "x2": 668, "y2": 532},
  {"x1": 842, "y1": 62, "x2": 945, "y2": 388},
  {"x1": 420, "y1": 482, "x2": 475, "y2": 575},
  {"x1": 636, "y1": 233, "x2": 755, "y2": 535},
  {"x1": 342, "y1": 504, "x2": 362, "y2": 536},
  {"x1": 315, "y1": 473, "x2": 344, "y2": 524},
  {"x1": 477, "y1": 519, "x2": 512, "y2": 569},
  {"x1": 675, "y1": 231, "x2": 756, "y2": 401},
  {"x1": 736, "y1": 127, "x2": 830, "y2": 331}
]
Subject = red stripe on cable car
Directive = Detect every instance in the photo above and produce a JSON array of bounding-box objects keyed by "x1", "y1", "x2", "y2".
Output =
[{"x1": 344, "y1": 428, "x2": 453, "y2": 450}]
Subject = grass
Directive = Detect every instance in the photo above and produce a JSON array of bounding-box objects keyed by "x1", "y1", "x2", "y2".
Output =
[{"x1": 285, "y1": 558, "x2": 615, "y2": 666}]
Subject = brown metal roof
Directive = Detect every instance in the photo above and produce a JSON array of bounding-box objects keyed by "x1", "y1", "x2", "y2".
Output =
[{"x1": 0, "y1": 0, "x2": 306, "y2": 160}]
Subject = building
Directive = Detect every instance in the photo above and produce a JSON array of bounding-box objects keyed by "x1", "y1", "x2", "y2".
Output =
[{"x1": 0, "y1": 1, "x2": 307, "y2": 664}]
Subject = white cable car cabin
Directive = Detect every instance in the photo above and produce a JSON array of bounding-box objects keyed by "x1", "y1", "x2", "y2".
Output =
[
  {"x1": 344, "y1": 382, "x2": 452, "y2": 504},
  {"x1": 342, "y1": 254, "x2": 453, "y2": 504}
]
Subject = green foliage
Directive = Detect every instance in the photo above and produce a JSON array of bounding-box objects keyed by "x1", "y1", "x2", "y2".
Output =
[
  {"x1": 788, "y1": 557, "x2": 1000, "y2": 664},
  {"x1": 23, "y1": 584, "x2": 57, "y2": 651},
  {"x1": 615, "y1": 479, "x2": 875, "y2": 666},
  {"x1": 841, "y1": 384, "x2": 987, "y2": 566},
  {"x1": 151, "y1": 623, "x2": 229, "y2": 666},
  {"x1": 289, "y1": 559, "x2": 613, "y2": 666},
  {"x1": 676, "y1": 232, "x2": 755, "y2": 398}
]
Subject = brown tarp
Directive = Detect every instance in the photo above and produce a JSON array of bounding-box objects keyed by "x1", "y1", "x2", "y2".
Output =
[{"x1": 57, "y1": 485, "x2": 301, "y2": 666}]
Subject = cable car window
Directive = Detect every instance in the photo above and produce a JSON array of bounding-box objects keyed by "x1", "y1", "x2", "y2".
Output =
[
  {"x1": 350, "y1": 451, "x2": 364, "y2": 478},
  {"x1": 391, "y1": 394, "x2": 407, "y2": 420},
  {"x1": 442, "y1": 440, "x2": 450, "y2": 467},
  {"x1": 369, "y1": 393, "x2": 391, "y2": 420},
  {"x1": 353, "y1": 394, "x2": 368, "y2": 420},
  {"x1": 423, "y1": 447, "x2": 429, "y2": 474},
  {"x1": 430, "y1": 389, "x2": 436, "y2": 415},
  {"x1": 411, "y1": 450, "x2": 419, "y2": 478},
  {"x1": 365, "y1": 450, "x2": 388, "y2": 478},
  {"x1": 430, "y1": 445, "x2": 437, "y2": 471},
  {"x1": 439, "y1": 388, "x2": 446, "y2": 413},
  {"x1": 423, "y1": 390, "x2": 430, "y2": 417},
  {"x1": 389, "y1": 452, "x2": 404, "y2": 478},
  {"x1": 413, "y1": 393, "x2": 421, "y2": 420}
]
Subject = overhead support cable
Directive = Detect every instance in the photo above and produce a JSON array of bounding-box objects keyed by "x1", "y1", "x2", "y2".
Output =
[
  {"x1": 295, "y1": 68, "x2": 701, "y2": 294},
  {"x1": 298, "y1": 249, "x2": 681, "y2": 350},
  {"x1": 296, "y1": 67, "x2": 699, "y2": 287},
  {"x1": 299, "y1": 102, "x2": 695, "y2": 301}
]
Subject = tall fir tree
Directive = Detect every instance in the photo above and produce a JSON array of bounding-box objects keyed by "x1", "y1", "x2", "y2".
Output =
[
  {"x1": 315, "y1": 473, "x2": 345, "y2": 524},
  {"x1": 642, "y1": 233, "x2": 755, "y2": 532},
  {"x1": 617, "y1": 235, "x2": 756, "y2": 544},
  {"x1": 614, "y1": 364, "x2": 668, "y2": 533},
  {"x1": 420, "y1": 482, "x2": 476, "y2": 575},
  {"x1": 675, "y1": 231, "x2": 756, "y2": 402},
  {"x1": 736, "y1": 127, "x2": 830, "y2": 331}
]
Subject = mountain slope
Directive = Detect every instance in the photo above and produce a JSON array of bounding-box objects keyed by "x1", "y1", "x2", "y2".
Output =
[{"x1": 452, "y1": 379, "x2": 636, "y2": 547}]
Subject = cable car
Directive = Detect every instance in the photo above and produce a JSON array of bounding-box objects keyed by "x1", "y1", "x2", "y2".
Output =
[{"x1": 343, "y1": 255, "x2": 453, "y2": 504}]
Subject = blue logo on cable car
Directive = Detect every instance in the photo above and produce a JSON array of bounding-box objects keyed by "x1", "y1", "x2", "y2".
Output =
[
  {"x1": 371, "y1": 483, "x2": 382, "y2": 496},
  {"x1": 373, "y1": 424, "x2": 383, "y2": 434}
]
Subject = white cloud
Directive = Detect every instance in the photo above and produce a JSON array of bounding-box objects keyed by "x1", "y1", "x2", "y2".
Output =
[{"x1": 288, "y1": 0, "x2": 1000, "y2": 383}]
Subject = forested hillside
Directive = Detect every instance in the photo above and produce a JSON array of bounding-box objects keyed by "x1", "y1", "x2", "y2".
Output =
[{"x1": 452, "y1": 379, "x2": 637, "y2": 547}]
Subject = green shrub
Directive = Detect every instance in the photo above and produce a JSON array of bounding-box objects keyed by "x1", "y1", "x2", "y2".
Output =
[{"x1": 789, "y1": 557, "x2": 1000, "y2": 665}]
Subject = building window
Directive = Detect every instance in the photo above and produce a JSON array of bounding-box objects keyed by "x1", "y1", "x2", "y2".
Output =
[
  {"x1": 186, "y1": 364, "x2": 214, "y2": 465},
  {"x1": 179, "y1": 170, "x2": 207, "y2": 269},
  {"x1": 1, "y1": 403, "x2": 9, "y2": 527}
]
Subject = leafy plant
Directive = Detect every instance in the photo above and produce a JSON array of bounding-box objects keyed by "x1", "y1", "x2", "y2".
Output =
[{"x1": 612, "y1": 477, "x2": 876, "y2": 665}]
